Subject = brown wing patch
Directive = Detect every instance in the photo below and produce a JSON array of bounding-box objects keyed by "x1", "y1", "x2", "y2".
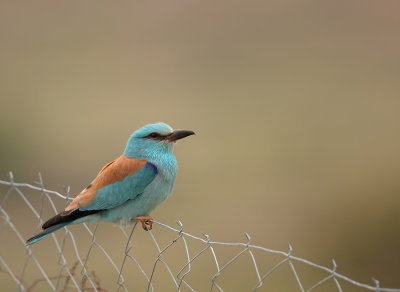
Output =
[
  {"x1": 99, "y1": 160, "x2": 115, "y2": 174},
  {"x1": 65, "y1": 155, "x2": 147, "y2": 211}
]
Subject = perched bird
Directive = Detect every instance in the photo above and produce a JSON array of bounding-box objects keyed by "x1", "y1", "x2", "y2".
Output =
[{"x1": 26, "y1": 122, "x2": 194, "y2": 245}]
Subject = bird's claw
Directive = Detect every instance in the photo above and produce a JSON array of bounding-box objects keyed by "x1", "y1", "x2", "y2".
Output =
[{"x1": 132, "y1": 216, "x2": 154, "y2": 231}]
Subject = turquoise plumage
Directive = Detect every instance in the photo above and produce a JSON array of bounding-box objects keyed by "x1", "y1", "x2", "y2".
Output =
[
  {"x1": 81, "y1": 163, "x2": 157, "y2": 211},
  {"x1": 26, "y1": 122, "x2": 194, "y2": 245}
]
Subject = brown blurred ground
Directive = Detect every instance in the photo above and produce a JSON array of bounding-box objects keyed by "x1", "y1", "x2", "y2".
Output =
[{"x1": 0, "y1": 0, "x2": 400, "y2": 290}]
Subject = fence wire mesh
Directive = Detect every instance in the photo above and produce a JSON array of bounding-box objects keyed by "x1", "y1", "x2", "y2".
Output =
[{"x1": 0, "y1": 172, "x2": 399, "y2": 292}]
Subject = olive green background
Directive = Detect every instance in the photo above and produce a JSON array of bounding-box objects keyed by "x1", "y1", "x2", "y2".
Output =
[{"x1": 1, "y1": 0, "x2": 400, "y2": 291}]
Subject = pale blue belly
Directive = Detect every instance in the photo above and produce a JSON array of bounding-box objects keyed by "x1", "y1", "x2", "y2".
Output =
[{"x1": 99, "y1": 175, "x2": 174, "y2": 223}]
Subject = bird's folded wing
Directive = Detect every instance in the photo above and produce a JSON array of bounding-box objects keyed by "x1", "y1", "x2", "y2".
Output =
[{"x1": 65, "y1": 155, "x2": 158, "y2": 212}]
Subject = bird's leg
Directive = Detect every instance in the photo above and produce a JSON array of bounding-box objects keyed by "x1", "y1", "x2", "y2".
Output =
[{"x1": 132, "y1": 216, "x2": 154, "y2": 231}]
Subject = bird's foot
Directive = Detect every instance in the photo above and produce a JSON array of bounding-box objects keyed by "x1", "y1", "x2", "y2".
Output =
[{"x1": 132, "y1": 216, "x2": 154, "y2": 231}]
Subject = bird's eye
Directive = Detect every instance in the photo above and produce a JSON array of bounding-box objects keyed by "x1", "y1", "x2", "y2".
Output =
[{"x1": 148, "y1": 132, "x2": 160, "y2": 138}]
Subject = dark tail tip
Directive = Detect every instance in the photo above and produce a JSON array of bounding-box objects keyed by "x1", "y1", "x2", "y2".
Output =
[
  {"x1": 26, "y1": 234, "x2": 41, "y2": 246},
  {"x1": 25, "y1": 223, "x2": 68, "y2": 246}
]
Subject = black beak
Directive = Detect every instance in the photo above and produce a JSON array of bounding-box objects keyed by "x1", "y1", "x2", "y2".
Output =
[{"x1": 166, "y1": 130, "x2": 195, "y2": 142}]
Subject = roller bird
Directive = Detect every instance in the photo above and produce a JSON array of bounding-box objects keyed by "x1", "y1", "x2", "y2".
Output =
[{"x1": 26, "y1": 122, "x2": 194, "y2": 245}]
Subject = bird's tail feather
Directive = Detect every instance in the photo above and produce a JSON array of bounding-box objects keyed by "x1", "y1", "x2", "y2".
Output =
[{"x1": 26, "y1": 223, "x2": 69, "y2": 245}]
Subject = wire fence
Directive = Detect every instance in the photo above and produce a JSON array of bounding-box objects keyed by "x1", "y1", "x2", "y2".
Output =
[{"x1": 0, "y1": 172, "x2": 399, "y2": 292}]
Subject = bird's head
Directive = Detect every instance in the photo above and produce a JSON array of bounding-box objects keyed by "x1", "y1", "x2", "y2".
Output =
[{"x1": 124, "y1": 122, "x2": 195, "y2": 160}]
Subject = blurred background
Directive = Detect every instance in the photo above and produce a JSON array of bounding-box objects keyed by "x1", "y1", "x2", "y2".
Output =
[{"x1": 1, "y1": 0, "x2": 400, "y2": 290}]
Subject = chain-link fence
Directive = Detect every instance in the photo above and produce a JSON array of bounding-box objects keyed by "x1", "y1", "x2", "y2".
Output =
[{"x1": 1, "y1": 172, "x2": 399, "y2": 292}]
